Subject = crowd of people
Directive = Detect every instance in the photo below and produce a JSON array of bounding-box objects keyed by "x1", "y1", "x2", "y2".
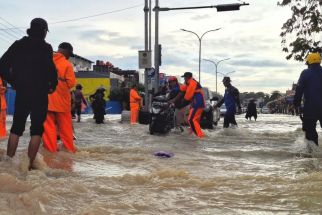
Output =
[{"x1": 0, "y1": 17, "x2": 320, "y2": 170}]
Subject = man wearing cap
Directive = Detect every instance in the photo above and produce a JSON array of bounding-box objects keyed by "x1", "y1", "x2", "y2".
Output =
[
  {"x1": 178, "y1": 72, "x2": 205, "y2": 138},
  {"x1": 42, "y1": 42, "x2": 77, "y2": 153},
  {"x1": 293, "y1": 52, "x2": 322, "y2": 146},
  {"x1": 215, "y1": 77, "x2": 241, "y2": 128},
  {"x1": 0, "y1": 18, "x2": 57, "y2": 170}
]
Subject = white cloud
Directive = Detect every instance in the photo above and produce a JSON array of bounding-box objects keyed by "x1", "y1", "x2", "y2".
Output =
[{"x1": 0, "y1": 0, "x2": 305, "y2": 93}]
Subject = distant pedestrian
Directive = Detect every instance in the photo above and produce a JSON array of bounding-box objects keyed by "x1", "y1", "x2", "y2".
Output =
[
  {"x1": 90, "y1": 87, "x2": 106, "y2": 124},
  {"x1": 245, "y1": 100, "x2": 257, "y2": 121},
  {"x1": 294, "y1": 52, "x2": 322, "y2": 146},
  {"x1": 42, "y1": 42, "x2": 77, "y2": 153},
  {"x1": 0, "y1": 18, "x2": 58, "y2": 170},
  {"x1": 73, "y1": 84, "x2": 87, "y2": 122},
  {"x1": 215, "y1": 77, "x2": 241, "y2": 128},
  {"x1": 129, "y1": 84, "x2": 142, "y2": 124}
]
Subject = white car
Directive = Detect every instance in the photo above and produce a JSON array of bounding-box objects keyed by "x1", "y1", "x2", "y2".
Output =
[
  {"x1": 261, "y1": 106, "x2": 270, "y2": 114},
  {"x1": 220, "y1": 104, "x2": 227, "y2": 116}
]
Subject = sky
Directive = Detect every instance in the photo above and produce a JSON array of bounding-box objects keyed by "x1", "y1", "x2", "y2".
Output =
[{"x1": 0, "y1": 0, "x2": 306, "y2": 94}]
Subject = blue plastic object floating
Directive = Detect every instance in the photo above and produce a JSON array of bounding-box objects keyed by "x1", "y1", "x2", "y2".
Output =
[{"x1": 154, "y1": 151, "x2": 174, "y2": 158}]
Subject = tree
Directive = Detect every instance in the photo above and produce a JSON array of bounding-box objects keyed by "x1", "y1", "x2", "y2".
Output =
[
  {"x1": 278, "y1": 0, "x2": 322, "y2": 61},
  {"x1": 239, "y1": 91, "x2": 270, "y2": 106},
  {"x1": 269, "y1": 90, "x2": 282, "y2": 101}
]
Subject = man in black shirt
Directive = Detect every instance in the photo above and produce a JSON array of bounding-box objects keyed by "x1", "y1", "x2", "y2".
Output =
[{"x1": 0, "y1": 18, "x2": 57, "y2": 170}]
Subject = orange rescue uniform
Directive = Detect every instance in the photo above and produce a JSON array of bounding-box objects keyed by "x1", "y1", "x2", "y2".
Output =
[
  {"x1": 42, "y1": 52, "x2": 76, "y2": 153},
  {"x1": 0, "y1": 79, "x2": 6, "y2": 137},
  {"x1": 130, "y1": 88, "x2": 142, "y2": 124},
  {"x1": 183, "y1": 78, "x2": 205, "y2": 138}
]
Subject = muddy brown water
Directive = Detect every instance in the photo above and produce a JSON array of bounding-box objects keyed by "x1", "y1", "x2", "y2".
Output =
[{"x1": 0, "y1": 114, "x2": 322, "y2": 214}]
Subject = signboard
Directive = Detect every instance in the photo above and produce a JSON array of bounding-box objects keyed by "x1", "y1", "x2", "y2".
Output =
[{"x1": 138, "y1": 51, "x2": 152, "y2": 69}]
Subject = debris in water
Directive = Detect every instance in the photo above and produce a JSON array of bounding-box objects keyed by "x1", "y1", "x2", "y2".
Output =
[{"x1": 154, "y1": 151, "x2": 174, "y2": 158}]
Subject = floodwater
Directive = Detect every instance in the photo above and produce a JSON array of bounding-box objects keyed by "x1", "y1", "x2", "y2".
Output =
[{"x1": 1, "y1": 114, "x2": 322, "y2": 214}]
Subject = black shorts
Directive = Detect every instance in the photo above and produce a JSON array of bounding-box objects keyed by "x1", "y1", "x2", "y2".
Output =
[
  {"x1": 10, "y1": 91, "x2": 48, "y2": 136},
  {"x1": 75, "y1": 104, "x2": 82, "y2": 116}
]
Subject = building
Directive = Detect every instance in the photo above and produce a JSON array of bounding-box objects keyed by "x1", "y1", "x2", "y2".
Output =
[
  {"x1": 70, "y1": 54, "x2": 94, "y2": 72},
  {"x1": 75, "y1": 71, "x2": 110, "y2": 99},
  {"x1": 93, "y1": 61, "x2": 139, "y2": 87},
  {"x1": 74, "y1": 60, "x2": 139, "y2": 99}
]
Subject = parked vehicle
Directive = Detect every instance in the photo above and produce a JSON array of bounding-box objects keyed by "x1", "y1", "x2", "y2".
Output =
[
  {"x1": 200, "y1": 100, "x2": 220, "y2": 129},
  {"x1": 261, "y1": 106, "x2": 270, "y2": 114},
  {"x1": 149, "y1": 95, "x2": 175, "y2": 135}
]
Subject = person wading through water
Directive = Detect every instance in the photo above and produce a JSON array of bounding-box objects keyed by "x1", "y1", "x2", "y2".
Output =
[
  {"x1": 42, "y1": 42, "x2": 77, "y2": 153},
  {"x1": 294, "y1": 52, "x2": 322, "y2": 146},
  {"x1": 0, "y1": 18, "x2": 57, "y2": 170},
  {"x1": 215, "y1": 77, "x2": 241, "y2": 128}
]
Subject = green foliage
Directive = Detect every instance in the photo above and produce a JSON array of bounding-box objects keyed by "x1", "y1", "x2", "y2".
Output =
[
  {"x1": 240, "y1": 92, "x2": 270, "y2": 103},
  {"x1": 138, "y1": 83, "x2": 145, "y2": 92},
  {"x1": 278, "y1": 0, "x2": 322, "y2": 61},
  {"x1": 269, "y1": 90, "x2": 282, "y2": 101}
]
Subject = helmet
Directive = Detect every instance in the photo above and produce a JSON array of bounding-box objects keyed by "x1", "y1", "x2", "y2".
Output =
[
  {"x1": 306, "y1": 52, "x2": 321, "y2": 65},
  {"x1": 168, "y1": 76, "x2": 178, "y2": 83},
  {"x1": 76, "y1": 84, "x2": 83, "y2": 89}
]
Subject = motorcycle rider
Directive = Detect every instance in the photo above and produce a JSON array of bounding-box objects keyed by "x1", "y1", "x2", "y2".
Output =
[{"x1": 167, "y1": 76, "x2": 188, "y2": 127}]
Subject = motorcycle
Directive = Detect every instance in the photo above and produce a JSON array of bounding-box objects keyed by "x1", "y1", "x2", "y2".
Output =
[{"x1": 149, "y1": 95, "x2": 175, "y2": 135}]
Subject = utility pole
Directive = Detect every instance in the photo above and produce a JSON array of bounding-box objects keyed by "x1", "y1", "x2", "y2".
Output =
[
  {"x1": 154, "y1": 0, "x2": 160, "y2": 93},
  {"x1": 149, "y1": 0, "x2": 152, "y2": 51},
  {"x1": 143, "y1": 0, "x2": 149, "y2": 111}
]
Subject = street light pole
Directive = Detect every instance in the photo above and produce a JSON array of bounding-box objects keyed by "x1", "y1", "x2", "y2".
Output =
[
  {"x1": 143, "y1": 0, "x2": 149, "y2": 111},
  {"x1": 218, "y1": 70, "x2": 236, "y2": 76},
  {"x1": 151, "y1": 1, "x2": 249, "y2": 92},
  {"x1": 181, "y1": 28, "x2": 221, "y2": 83},
  {"x1": 203, "y1": 58, "x2": 230, "y2": 93}
]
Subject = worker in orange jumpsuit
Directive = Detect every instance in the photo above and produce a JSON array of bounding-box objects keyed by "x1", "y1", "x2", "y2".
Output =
[
  {"x1": 129, "y1": 84, "x2": 142, "y2": 124},
  {"x1": 0, "y1": 78, "x2": 7, "y2": 138},
  {"x1": 42, "y1": 42, "x2": 76, "y2": 153},
  {"x1": 178, "y1": 72, "x2": 205, "y2": 138}
]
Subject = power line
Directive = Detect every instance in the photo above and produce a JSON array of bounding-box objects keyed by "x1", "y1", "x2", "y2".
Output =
[
  {"x1": 0, "y1": 17, "x2": 25, "y2": 36},
  {"x1": 50, "y1": 4, "x2": 143, "y2": 24},
  {"x1": 0, "y1": 3, "x2": 144, "y2": 31},
  {"x1": 0, "y1": 1, "x2": 214, "y2": 31},
  {"x1": 0, "y1": 32, "x2": 12, "y2": 44},
  {"x1": 0, "y1": 22, "x2": 19, "y2": 39}
]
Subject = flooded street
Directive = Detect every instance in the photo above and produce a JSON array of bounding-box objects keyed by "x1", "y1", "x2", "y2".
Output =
[{"x1": 1, "y1": 114, "x2": 322, "y2": 214}]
